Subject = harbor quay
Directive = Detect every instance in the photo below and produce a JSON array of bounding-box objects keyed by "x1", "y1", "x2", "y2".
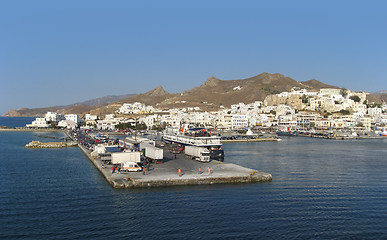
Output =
[{"x1": 72, "y1": 135, "x2": 272, "y2": 189}]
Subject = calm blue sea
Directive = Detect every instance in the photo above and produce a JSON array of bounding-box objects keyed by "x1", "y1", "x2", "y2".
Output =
[
  {"x1": 1, "y1": 126, "x2": 387, "y2": 239},
  {"x1": 0, "y1": 117, "x2": 35, "y2": 127}
]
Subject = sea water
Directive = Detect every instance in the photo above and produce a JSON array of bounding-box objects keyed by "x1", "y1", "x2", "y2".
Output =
[
  {"x1": 1, "y1": 129, "x2": 387, "y2": 239},
  {"x1": 0, "y1": 117, "x2": 36, "y2": 128}
]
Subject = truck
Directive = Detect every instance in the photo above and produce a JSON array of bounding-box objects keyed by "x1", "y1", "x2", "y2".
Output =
[
  {"x1": 184, "y1": 146, "x2": 210, "y2": 162},
  {"x1": 111, "y1": 152, "x2": 142, "y2": 172},
  {"x1": 144, "y1": 146, "x2": 163, "y2": 163}
]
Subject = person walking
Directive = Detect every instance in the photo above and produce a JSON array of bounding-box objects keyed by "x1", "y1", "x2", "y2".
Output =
[
  {"x1": 112, "y1": 166, "x2": 115, "y2": 173},
  {"x1": 143, "y1": 167, "x2": 146, "y2": 175}
]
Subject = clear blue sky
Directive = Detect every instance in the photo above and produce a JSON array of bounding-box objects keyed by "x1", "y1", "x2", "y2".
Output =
[{"x1": 1, "y1": 0, "x2": 386, "y2": 114}]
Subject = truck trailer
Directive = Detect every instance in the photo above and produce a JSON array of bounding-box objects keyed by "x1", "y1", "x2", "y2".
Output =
[
  {"x1": 111, "y1": 152, "x2": 142, "y2": 172},
  {"x1": 111, "y1": 152, "x2": 141, "y2": 164},
  {"x1": 184, "y1": 146, "x2": 210, "y2": 162},
  {"x1": 144, "y1": 146, "x2": 163, "y2": 162}
]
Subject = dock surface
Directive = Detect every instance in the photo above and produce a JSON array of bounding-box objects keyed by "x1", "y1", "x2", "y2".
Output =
[{"x1": 77, "y1": 143, "x2": 272, "y2": 189}]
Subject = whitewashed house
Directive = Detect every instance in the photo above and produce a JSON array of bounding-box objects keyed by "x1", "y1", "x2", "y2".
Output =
[
  {"x1": 26, "y1": 117, "x2": 50, "y2": 128},
  {"x1": 45, "y1": 112, "x2": 65, "y2": 123},
  {"x1": 232, "y1": 114, "x2": 248, "y2": 130},
  {"x1": 65, "y1": 114, "x2": 79, "y2": 124}
]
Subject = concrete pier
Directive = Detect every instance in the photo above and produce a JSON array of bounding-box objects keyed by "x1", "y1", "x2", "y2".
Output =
[{"x1": 76, "y1": 142, "x2": 272, "y2": 189}]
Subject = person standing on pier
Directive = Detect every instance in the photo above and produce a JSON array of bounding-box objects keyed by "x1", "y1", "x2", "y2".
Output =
[
  {"x1": 112, "y1": 166, "x2": 115, "y2": 173},
  {"x1": 198, "y1": 167, "x2": 202, "y2": 174},
  {"x1": 178, "y1": 168, "x2": 182, "y2": 177},
  {"x1": 208, "y1": 167, "x2": 212, "y2": 175},
  {"x1": 143, "y1": 167, "x2": 146, "y2": 175}
]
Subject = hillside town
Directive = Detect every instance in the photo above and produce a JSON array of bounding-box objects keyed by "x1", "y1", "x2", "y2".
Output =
[{"x1": 26, "y1": 87, "x2": 387, "y2": 137}]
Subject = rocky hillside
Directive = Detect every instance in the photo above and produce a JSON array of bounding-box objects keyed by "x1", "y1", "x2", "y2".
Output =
[
  {"x1": 88, "y1": 86, "x2": 178, "y2": 116},
  {"x1": 155, "y1": 73, "x2": 338, "y2": 110},
  {"x1": 3, "y1": 72, "x2": 369, "y2": 117},
  {"x1": 367, "y1": 92, "x2": 387, "y2": 104}
]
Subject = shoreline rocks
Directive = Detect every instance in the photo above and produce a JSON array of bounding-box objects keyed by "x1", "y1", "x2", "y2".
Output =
[{"x1": 25, "y1": 140, "x2": 77, "y2": 148}]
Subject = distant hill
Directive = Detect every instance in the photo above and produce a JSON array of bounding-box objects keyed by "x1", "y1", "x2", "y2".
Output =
[
  {"x1": 88, "y1": 86, "x2": 178, "y2": 116},
  {"x1": 2, "y1": 93, "x2": 135, "y2": 117},
  {"x1": 2, "y1": 107, "x2": 61, "y2": 117},
  {"x1": 71, "y1": 94, "x2": 135, "y2": 106},
  {"x1": 301, "y1": 79, "x2": 340, "y2": 90},
  {"x1": 367, "y1": 92, "x2": 387, "y2": 104},
  {"x1": 2, "y1": 72, "x2": 381, "y2": 117}
]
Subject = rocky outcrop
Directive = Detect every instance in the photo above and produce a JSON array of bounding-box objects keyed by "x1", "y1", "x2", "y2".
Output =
[{"x1": 25, "y1": 141, "x2": 77, "y2": 148}]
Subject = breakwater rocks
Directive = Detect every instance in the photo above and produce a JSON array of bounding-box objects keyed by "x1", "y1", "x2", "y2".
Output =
[
  {"x1": 25, "y1": 140, "x2": 77, "y2": 148},
  {"x1": 0, "y1": 127, "x2": 62, "y2": 132}
]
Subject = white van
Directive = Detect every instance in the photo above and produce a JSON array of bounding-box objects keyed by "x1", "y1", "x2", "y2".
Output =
[{"x1": 120, "y1": 161, "x2": 142, "y2": 172}]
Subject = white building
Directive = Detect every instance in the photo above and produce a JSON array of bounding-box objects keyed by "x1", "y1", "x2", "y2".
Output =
[
  {"x1": 118, "y1": 102, "x2": 155, "y2": 114},
  {"x1": 96, "y1": 119, "x2": 119, "y2": 130},
  {"x1": 232, "y1": 114, "x2": 248, "y2": 130},
  {"x1": 45, "y1": 112, "x2": 65, "y2": 122},
  {"x1": 65, "y1": 114, "x2": 79, "y2": 124},
  {"x1": 26, "y1": 118, "x2": 50, "y2": 128},
  {"x1": 58, "y1": 120, "x2": 77, "y2": 129},
  {"x1": 368, "y1": 107, "x2": 382, "y2": 117},
  {"x1": 85, "y1": 114, "x2": 98, "y2": 121},
  {"x1": 319, "y1": 88, "x2": 341, "y2": 96},
  {"x1": 352, "y1": 103, "x2": 367, "y2": 115}
]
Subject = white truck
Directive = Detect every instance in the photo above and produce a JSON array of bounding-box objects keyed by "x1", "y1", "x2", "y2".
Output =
[
  {"x1": 111, "y1": 152, "x2": 142, "y2": 172},
  {"x1": 144, "y1": 146, "x2": 163, "y2": 162},
  {"x1": 184, "y1": 146, "x2": 210, "y2": 162}
]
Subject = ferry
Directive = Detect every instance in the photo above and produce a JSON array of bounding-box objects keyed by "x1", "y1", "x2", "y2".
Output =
[{"x1": 163, "y1": 125, "x2": 224, "y2": 161}]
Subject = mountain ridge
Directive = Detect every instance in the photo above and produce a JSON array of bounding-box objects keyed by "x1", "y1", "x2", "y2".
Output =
[{"x1": 3, "y1": 73, "x2": 384, "y2": 117}]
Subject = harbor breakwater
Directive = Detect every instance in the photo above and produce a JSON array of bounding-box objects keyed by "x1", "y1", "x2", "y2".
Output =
[{"x1": 25, "y1": 140, "x2": 77, "y2": 148}]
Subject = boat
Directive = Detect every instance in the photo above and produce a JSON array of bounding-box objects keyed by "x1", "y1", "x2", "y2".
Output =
[{"x1": 163, "y1": 125, "x2": 224, "y2": 161}]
